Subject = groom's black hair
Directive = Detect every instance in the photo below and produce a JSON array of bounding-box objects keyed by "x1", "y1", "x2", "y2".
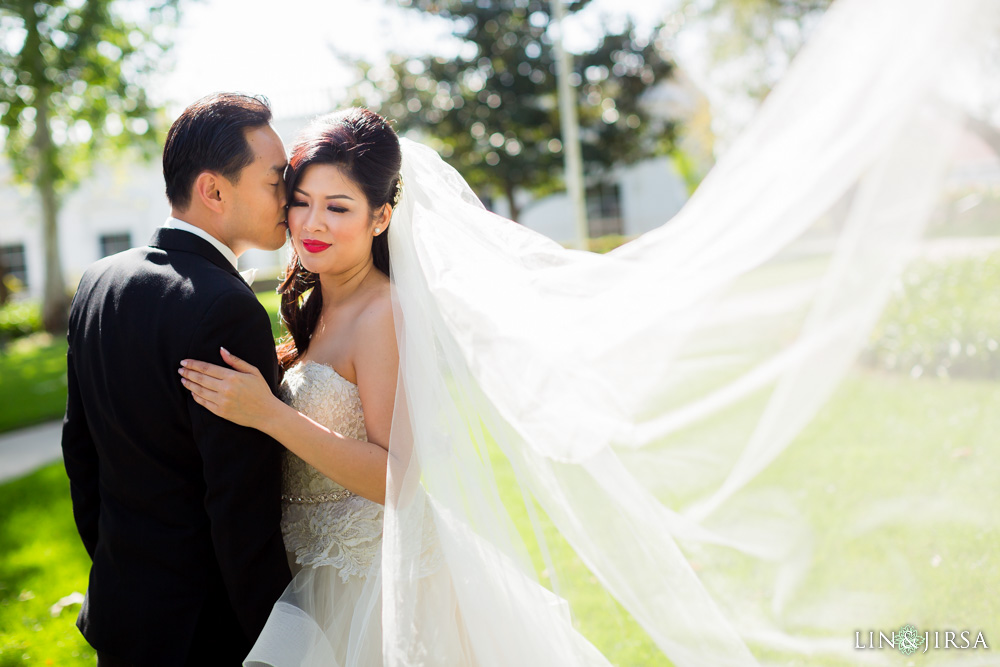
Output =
[{"x1": 162, "y1": 92, "x2": 273, "y2": 210}]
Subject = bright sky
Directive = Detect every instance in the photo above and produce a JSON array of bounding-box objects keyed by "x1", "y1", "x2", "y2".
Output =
[{"x1": 155, "y1": 0, "x2": 699, "y2": 121}]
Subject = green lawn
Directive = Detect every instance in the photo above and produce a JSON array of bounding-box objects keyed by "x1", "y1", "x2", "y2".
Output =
[
  {"x1": 478, "y1": 368, "x2": 1000, "y2": 666},
  {"x1": 0, "y1": 464, "x2": 94, "y2": 665},
  {"x1": 0, "y1": 336, "x2": 68, "y2": 435},
  {"x1": 2, "y1": 370, "x2": 996, "y2": 665},
  {"x1": 2, "y1": 273, "x2": 997, "y2": 664},
  {"x1": 704, "y1": 370, "x2": 1000, "y2": 666}
]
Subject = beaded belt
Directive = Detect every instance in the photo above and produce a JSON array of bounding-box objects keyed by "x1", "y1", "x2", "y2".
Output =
[{"x1": 281, "y1": 488, "x2": 354, "y2": 504}]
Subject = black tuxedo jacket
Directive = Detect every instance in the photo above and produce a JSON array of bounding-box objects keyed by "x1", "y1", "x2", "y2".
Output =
[{"x1": 62, "y1": 228, "x2": 292, "y2": 665}]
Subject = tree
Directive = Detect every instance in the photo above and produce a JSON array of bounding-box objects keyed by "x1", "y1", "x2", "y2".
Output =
[
  {"x1": 348, "y1": 0, "x2": 676, "y2": 222},
  {"x1": 0, "y1": 0, "x2": 178, "y2": 332}
]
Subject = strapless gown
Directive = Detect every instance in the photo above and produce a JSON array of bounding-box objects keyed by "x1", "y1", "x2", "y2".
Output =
[{"x1": 244, "y1": 361, "x2": 463, "y2": 666}]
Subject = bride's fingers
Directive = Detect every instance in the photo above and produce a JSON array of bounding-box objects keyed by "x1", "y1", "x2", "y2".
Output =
[
  {"x1": 180, "y1": 377, "x2": 216, "y2": 405},
  {"x1": 187, "y1": 384, "x2": 220, "y2": 413},
  {"x1": 177, "y1": 367, "x2": 225, "y2": 392},
  {"x1": 220, "y1": 347, "x2": 259, "y2": 375},
  {"x1": 179, "y1": 358, "x2": 230, "y2": 380}
]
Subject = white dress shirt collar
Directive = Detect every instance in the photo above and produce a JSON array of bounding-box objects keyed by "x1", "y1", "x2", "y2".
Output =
[{"x1": 162, "y1": 217, "x2": 238, "y2": 270}]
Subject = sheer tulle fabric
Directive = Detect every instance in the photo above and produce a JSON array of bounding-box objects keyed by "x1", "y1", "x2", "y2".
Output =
[
  {"x1": 245, "y1": 563, "x2": 383, "y2": 667},
  {"x1": 380, "y1": 0, "x2": 999, "y2": 665}
]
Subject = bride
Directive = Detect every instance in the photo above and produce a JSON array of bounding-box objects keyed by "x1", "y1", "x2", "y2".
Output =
[
  {"x1": 179, "y1": 108, "x2": 610, "y2": 665},
  {"x1": 181, "y1": 0, "x2": 998, "y2": 663}
]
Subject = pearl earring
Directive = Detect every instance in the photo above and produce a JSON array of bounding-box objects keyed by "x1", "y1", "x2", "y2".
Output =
[{"x1": 375, "y1": 228, "x2": 381, "y2": 235}]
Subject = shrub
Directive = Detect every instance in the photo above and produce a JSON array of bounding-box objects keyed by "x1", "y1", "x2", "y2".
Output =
[{"x1": 0, "y1": 300, "x2": 43, "y2": 345}]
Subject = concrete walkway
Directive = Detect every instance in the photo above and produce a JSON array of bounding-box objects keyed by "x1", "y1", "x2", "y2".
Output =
[{"x1": 0, "y1": 420, "x2": 63, "y2": 484}]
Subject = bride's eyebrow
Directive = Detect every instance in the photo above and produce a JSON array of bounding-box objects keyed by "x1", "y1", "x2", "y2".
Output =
[{"x1": 292, "y1": 187, "x2": 354, "y2": 201}]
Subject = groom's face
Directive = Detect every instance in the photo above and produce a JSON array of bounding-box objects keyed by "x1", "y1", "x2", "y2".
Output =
[{"x1": 223, "y1": 125, "x2": 289, "y2": 254}]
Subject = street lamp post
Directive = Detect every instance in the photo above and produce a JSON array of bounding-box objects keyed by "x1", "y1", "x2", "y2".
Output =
[{"x1": 550, "y1": 0, "x2": 589, "y2": 250}]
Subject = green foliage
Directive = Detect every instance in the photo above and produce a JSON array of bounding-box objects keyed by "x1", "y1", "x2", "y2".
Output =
[
  {"x1": 0, "y1": 0, "x2": 178, "y2": 189},
  {"x1": 866, "y1": 252, "x2": 1000, "y2": 379},
  {"x1": 0, "y1": 463, "x2": 94, "y2": 665},
  {"x1": 349, "y1": 0, "x2": 676, "y2": 219},
  {"x1": 0, "y1": 301, "x2": 42, "y2": 345},
  {"x1": 255, "y1": 289, "x2": 286, "y2": 341},
  {"x1": 670, "y1": 148, "x2": 702, "y2": 195}
]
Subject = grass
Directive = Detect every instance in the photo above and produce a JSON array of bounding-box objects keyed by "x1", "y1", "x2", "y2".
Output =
[
  {"x1": 483, "y1": 368, "x2": 1000, "y2": 666},
  {"x1": 865, "y1": 251, "x2": 1000, "y2": 379},
  {"x1": 0, "y1": 464, "x2": 94, "y2": 665},
  {"x1": 488, "y1": 443, "x2": 671, "y2": 666},
  {"x1": 712, "y1": 370, "x2": 1000, "y2": 665},
  {"x1": 2, "y1": 266, "x2": 997, "y2": 664},
  {"x1": 5, "y1": 369, "x2": 995, "y2": 665},
  {"x1": 0, "y1": 335, "x2": 68, "y2": 435}
]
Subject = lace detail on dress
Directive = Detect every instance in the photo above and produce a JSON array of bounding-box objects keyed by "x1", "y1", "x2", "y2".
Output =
[{"x1": 279, "y1": 361, "x2": 385, "y2": 582}]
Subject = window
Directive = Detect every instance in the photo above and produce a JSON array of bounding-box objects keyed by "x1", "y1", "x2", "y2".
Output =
[
  {"x1": 100, "y1": 232, "x2": 132, "y2": 258},
  {"x1": 586, "y1": 181, "x2": 623, "y2": 237},
  {"x1": 0, "y1": 244, "x2": 27, "y2": 287}
]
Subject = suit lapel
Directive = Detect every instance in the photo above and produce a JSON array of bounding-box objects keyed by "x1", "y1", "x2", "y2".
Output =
[{"x1": 148, "y1": 228, "x2": 253, "y2": 291}]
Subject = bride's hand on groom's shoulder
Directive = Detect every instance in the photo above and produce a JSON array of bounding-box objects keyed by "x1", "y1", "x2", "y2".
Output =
[{"x1": 178, "y1": 348, "x2": 278, "y2": 430}]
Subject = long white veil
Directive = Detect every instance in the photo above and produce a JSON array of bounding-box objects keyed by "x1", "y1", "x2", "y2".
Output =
[{"x1": 381, "y1": 0, "x2": 1000, "y2": 664}]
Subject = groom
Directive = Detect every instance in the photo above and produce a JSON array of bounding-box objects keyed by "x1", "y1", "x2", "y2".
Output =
[{"x1": 62, "y1": 93, "x2": 292, "y2": 665}]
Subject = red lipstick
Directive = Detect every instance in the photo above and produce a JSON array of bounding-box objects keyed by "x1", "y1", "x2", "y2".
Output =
[{"x1": 302, "y1": 240, "x2": 331, "y2": 254}]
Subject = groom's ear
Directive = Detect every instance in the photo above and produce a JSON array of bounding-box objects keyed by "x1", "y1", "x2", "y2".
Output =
[{"x1": 193, "y1": 171, "x2": 225, "y2": 214}]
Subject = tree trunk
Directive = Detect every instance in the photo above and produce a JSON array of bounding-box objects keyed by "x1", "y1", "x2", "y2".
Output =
[
  {"x1": 504, "y1": 180, "x2": 520, "y2": 223},
  {"x1": 34, "y1": 93, "x2": 69, "y2": 333}
]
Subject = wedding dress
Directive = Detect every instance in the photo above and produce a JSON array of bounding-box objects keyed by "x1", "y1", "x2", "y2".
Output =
[
  {"x1": 244, "y1": 361, "x2": 610, "y2": 666},
  {"x1": 243, "y1": 360, "x2": 453, "y2": 665},
  {"x1": 242, "y1": 361, "x2": 380, "y2": 666}
]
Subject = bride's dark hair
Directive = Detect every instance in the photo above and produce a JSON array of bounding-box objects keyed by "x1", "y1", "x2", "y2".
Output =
[{"x1": 276, "y1": 108, "x2": 401, "y2": 371}]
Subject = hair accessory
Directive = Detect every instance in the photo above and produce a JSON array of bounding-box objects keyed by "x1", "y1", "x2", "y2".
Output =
[{"x1": 391, "y1": 174, "x2": 404, "y2": 208}]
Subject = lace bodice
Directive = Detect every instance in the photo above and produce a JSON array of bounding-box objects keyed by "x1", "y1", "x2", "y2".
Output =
[{"x1": 279, "y1": 361, "x2": 384, "y2": 582}]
